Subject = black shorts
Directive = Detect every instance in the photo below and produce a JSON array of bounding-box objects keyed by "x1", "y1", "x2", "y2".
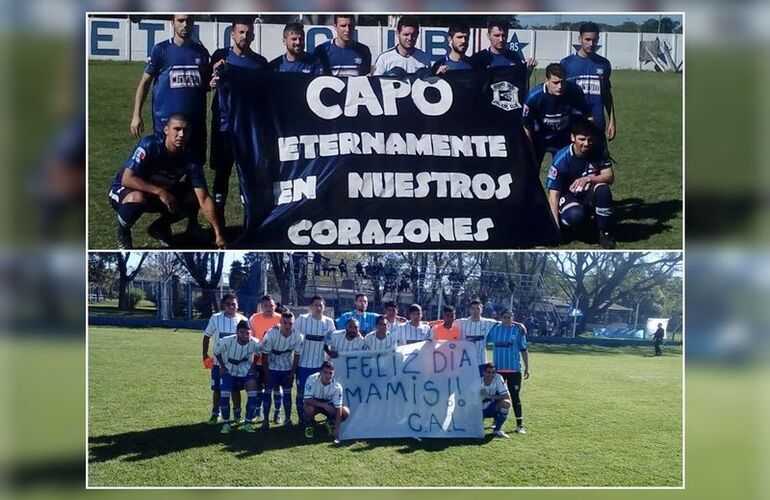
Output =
[
  {"x1": 210, "y1": 129, "x2": 234, "y2": 172},
  {"x1": 108, "y1": 182, "x2": 193, "y2": 212},
  {"x1": 557, "y1": 189, "x2": 596, "y2": 215}
]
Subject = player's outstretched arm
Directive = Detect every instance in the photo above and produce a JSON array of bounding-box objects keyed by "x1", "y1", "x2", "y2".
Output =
[
  {"x1": 194, "y1": 187, "x2": 226, "y2": 249},
  {"x1": 131, "y1": 73, "x2": 152, "y2": 138}
]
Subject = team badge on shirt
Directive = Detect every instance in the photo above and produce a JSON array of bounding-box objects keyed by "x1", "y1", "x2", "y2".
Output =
[
  {"x1": 490, "y1": 81, "x2": 521, "y2": 111},
  {"x1": 597, "y1": 68, "x2": 604, "y2": 75},
  {"x1": 354, "y1": 57, "x2": 362, "y2": 64},
  {"x1": 132, "y1": 147, "x2": 146, "y2": 163},
  {"x1": 548, "y1": 165, "x2": 558, "y2": 180}
]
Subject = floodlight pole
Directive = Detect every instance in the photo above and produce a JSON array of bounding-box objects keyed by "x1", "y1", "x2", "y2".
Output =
[{"x1": 571, "y1": 293, "x2": 582, "y2": 338}]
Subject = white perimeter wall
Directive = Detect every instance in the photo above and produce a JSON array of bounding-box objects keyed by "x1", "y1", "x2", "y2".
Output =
[{"x1": 87, "y1": 17, "x2": 683, "y2": 71}]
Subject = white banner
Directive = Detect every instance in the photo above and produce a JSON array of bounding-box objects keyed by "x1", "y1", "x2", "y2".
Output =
[
  {"x1": 645, "y1": 318, "x2": 670, "y2": 338},
  {"x1": 336, "y1": 340, "x2": 484, "y2": 440}
]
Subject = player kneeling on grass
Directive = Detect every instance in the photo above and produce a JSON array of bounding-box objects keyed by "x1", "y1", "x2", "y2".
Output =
[
  {"x1": 546, "y1": 118, "x2": 616, "y2": 249},
  {"x1": 215, "y1": 320, "x2": 261, "y2": 434},
  {"x1": 107, "y1": 113, "x2": 225, "y2": 249},
  {"x1": 302, "y1": 361, "x2": 349, "y2": 443},
  {"x1": 481, "y1": 363, "x2": 513, "y2": 438}
]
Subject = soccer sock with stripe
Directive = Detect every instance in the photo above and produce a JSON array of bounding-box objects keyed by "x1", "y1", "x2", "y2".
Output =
[
  {"x1": 295, "y1": 393, "x2": 304, "y2": 423},
  {"x1": 255, "y1": 390, "x2": 264, "y2": 416},
  {"x1": 117, "y1": 202, "x2": 144, "y2": 230},
  {"x1": 273, "y1": 388, "x2": 283, "y2": 415},
  {"x1": 219, "y1": 391, "x2": 231, "y2": 422},
  {"x1": 493, "y1": 407, "x2": 509, "y2": 432},
  {"x1": 262, "y1": 388, "x2": 273, "y2": 418},
  {"x1": 282, "y1": 390, "x2": 292, "y2": 421},
  {"x1": 245, "y1": 391, "x2": 258, "y2": 421},
  {"x1": 593, "y1": 184, "x2": 614, "y2": 232}
]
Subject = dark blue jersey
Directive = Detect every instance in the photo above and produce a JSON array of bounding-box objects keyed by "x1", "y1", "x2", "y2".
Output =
[
  {"x1": 470, "y1": 48, "x2": 525, "y2": 69},
  {"x1": 211, "y1": 48, "x2": 268, "y2": 133},
  {"x1": 144, "y1": 38, "x2": 211, "y2": 134},
  {"x1": 546, "y1": 144, "x2": 608, "y2": 192},
  {"x1": 268, "y1": 52, "x2": 323, "y2": 74},
  {"x1": 522, "y1": 81, "x2": 590, "y2": 147},
  {"x1": 559, "y1": 53, "x2": 612, "y2": 131},
  {"x1": 313, "y1": 39, "x2": 372, "y2": 77},
  {"x1": 111, "y1": 135, "x2": 207, "y2": 192},
  {"x1": 431, "y1": 54, "x2": 474, "y2": 72}
]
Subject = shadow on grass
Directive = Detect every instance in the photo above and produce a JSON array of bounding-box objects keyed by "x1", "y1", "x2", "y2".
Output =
[
  {"x1": 341, "y1": 435, "x2": 495, "y2": 454},
  {"x1": 139, "y1": 224, "x2": 244, "y2": 249}
]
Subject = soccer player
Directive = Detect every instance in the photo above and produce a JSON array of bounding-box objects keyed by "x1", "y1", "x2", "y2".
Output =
[
  {"x1": 431, "y1": 305, "x2": 461, "y2": 340},
  {"x1": 335, "y1": 293, "x2": 379, "y2": 334},
  {"x1": 261, "y1": 310, "x2": 303, "y2": 427},
  {"x1": 432, "y1": 21, "x2": 473, "y2": 73},
  {"x1": 325, "y1": 319, "x2": 366, "y2": 357},
  {"x1": 294, "y1": 295, "x2": 336, "y2": 424},
  {"x1": 372, "y1": 16, "x2": 431, "y2": 76},
  {"x1": 522, "y1": 63, "x2": 592, "y2": 168},
  {"x1": 560, "y1": 22, "x2": 617, "y2": 147},
  {"x1": 202, "y1": 294, "x2": 248, "y2": 425},
  {"x1": 314, "y1": 15, "x2": 372, "y2": 77},
  {"x1": 459, "y1": 299, "x2": 500, "y2": 375},
  {"x1": 130, "y1": 14, "x2": 210, "y2": 236},
  {"x1": 364, "y1": 316, "x2": 397, "y2": 351},
  {"x1": 268, "y1": 22, "x2": 323, "y2": 74},
  {"x1": 486, "y1": 310, "x2": 530, "y2": 434},
  {"x1": 109, "y1": 114, "x2": 225, "y2": 249},
  {"x1": 214, "y1": 320, "x2": 261, "y2": 434},
  {"x1": 248, "y1": 295, "x2": 282, "y2": 422},
  {"x1": 303, "y1": 361, "x2": 350, "y2": 441},
  {"x1": 480, "y1": 363, "x2": 513, "y2": 438},
  {"x1": 209, "y1": 18, "x2": 268, "y2": 220},
  {"x1": 394, "y1": 304, "x2": 432, "y2": 346},
  {"x1": 546, "y1": 118, "x2": 616, "y2": 249},
  {"x1": 383, "y1": 301, "x2": 405, "y2": 333},
  {"x1": 470, "y1": 19, "x2": 537, "y2": 71}
]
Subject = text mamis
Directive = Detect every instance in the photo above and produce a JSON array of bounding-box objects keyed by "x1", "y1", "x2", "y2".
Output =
[{"x1": 306, "y1": 76, "x2": 454, "y2": 119}]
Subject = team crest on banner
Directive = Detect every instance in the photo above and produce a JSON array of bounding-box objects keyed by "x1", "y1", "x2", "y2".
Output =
[{"x1": 490, "y1": 81, "x2": 521, "y2": 111}]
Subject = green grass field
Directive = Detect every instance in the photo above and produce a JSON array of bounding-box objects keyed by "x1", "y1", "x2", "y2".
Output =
[
  {"x1": 87, "y1": 61, "x2": 682, "y2": 249},
  {"x1": 87, "y1": 326, "x2": 682, "y2": 487}
]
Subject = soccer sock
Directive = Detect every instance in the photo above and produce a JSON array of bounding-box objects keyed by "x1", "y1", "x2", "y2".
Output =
[
  {"x1": 296, "y1": 393, "x2": 304, "y2": 423},
  {"x1": 245, "y1": 391, "x2": 258, "y2": 421},
  {"x1": 233, "y1": 404, "x2": 242, "y2": 421},
  {"x1": 262, "y1": 388, "x2": 273, "y2": 418},
  {"x1": 493, "y1": 408, "x2": 510, "y2": 432},
  {"x1": 213, "y1": 167, "x2": 232, "y2": 207},
  {"x1": 512, "y1": 392, "x2": 523, "y2": 426},
  {"x1": 211, "y1": 406, "x2": 219, "y2": 418},
  {"x1": 117, "y1": 202, "x2": 144, "y2": 230},
  {"x1": 273, "y1": 388, "x2": 283, "y2": 415},
  {"x1": 255, "y1": 390, "x2": 264, "y2": 415},
  {"x1": 593, "y1": 184, "x2": 614, "y2": 232},
  {"x1": 282, "y1": 390, "x2": 293, "y2": 420},
  {"x1": 219, "y1": 391, "x2": 231, "y2": 422}
]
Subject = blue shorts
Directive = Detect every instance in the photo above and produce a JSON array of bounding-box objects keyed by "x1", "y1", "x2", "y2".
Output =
[
  {"x1": 265, "y1": 369, "x2": 293, "y2": 391},
  {"x1": 296, "y1": 366, "x2": 321, "y2": 394},
  {"x1": 220, "y1": 372, "x2": 256, "y2": 392},
  {"x1": 482, "y1": 404, "x2": 498, "y2": 419},
  {"x1": 211, "y1": 365, "x2": 221, "y2": 391}
]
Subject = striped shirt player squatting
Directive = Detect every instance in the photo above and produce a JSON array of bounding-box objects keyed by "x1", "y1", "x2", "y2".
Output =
[
  {"x1": 303, "y1": 361, "x2": 350, "y2": 441},
  {"x1": 260, "y1": 310, "x2": 303, "y2": 427},
  {"x1": 481, "y1": 362, "x2": 513, "y2": 438},
  {"x1": 203, "y1": 294, "x2": 248, "y2": 424},
  {"x1": 214, "y1": 320, "x2": 260, "y2": 434},
  {"x1": 458, "y1": 299, "x2": 500, "y2": 375},
  {"x1": 294, "y1": 295, "x2": 336, "y2": 424},
  {"x1": 486, "y1": 309, "x2": 530, "y2": 434}
]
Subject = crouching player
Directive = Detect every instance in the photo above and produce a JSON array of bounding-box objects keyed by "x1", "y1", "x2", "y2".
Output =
[
  {"x1": 214, "y1": 320, "x2": 261, "y2": 434},
  {"x1": 302, "y1": 361, "x2": 349, "y2": 443},
  {"x1": 547, "y1": 118, "x2": 616, "y2": 249},
  {"x1": 481, "y1": 363, "x2": 512, "y2": 438}
]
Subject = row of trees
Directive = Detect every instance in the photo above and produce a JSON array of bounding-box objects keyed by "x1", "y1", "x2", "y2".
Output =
[{"x1": 89, "y1": 252, "x2": 681, "y2": 328}]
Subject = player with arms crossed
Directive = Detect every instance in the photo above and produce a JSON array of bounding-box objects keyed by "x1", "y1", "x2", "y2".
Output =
[
  {"x1": 202, "y1": 294, "x2": 247, "y2": 425},
  {"x1": 294, "y1": 295, "x2": 336, "y2": 426},
  {"x1": 372, "y1": 15, "x2": 431, "y2": 76},
  {"x1": 261, "y1": 310, "x2": 303, "y2": 428},
  {"x1": 214, "y1": 320, "x2": 261, "y2": 434},
  {"x1": 486, "y1": 310, "x2": 530, "y2": 434},
  {"x1": 480, "y1": 363, "x2": 513, "y2": 438},
  {"x1": 109, "y1": 114, "x2": 225, "y2": 249},
  {"x1": 303, "y1": 361, "x2": 350, "y2": 442},
  {"x1": 314, "y1": 15, "x2": 372, "y2": 77},
  {"x1": 547, "y1": 118, "x2": 616, "y2": 249}
]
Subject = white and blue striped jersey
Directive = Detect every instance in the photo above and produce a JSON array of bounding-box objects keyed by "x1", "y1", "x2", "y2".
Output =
[
  {"x1": 486, "y1": 323, "x2": 528, "y2": 372},
  {"x1": 261, "y1": 327, "x2": 303, "y2": 371},
  {"x1": 214, "y1": 336, "x2": 260, "y2": 377},
  {"x1": 296, "y1": 313, "x2": 336, "y2": 369},
  {"x1": 385, "y1": 317, "x2": 405, "y2": 334},
  {"x1": 394, "y1": 322, "x2": 432, "y2": 346},
  {"x1": 204, "y1": 312, "x2": 248, "y2": 366},
  {"x1": 303, "y1": 372, "x2": 344, "y2": 408},
  {"x1": 481, "y1": 373, "x2": 509, "y2": 410},
  {"x1": 364, "y1": 331, "x2": 396, "y2": 351},
  {"x1": 459, "y1": 317, "x2": 499, "y2": 365},
  {"x1": 326, "y1": 330, "x2": 366, "y2": 354},
  {"x1": 372, "y1": 47, "x2": 431, "y2": 76}
]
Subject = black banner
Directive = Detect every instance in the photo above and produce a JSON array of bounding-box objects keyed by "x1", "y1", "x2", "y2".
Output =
[{"x1": 226, "y1": 67, "x2": 559, "y2": 249}]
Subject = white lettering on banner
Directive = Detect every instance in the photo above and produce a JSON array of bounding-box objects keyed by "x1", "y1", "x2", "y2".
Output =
[
  {"x1": 277, "y1": 132, "x2": 507, "y2": 161},
  {"x1": 306, "y1": 76, "x2": 453, "y2": 120},
  {"x1": 274, "y1": 176, "x2": 317, "y2": 205},
  {"x1": 287, "y1": 218, "x2": 495, "y2": 246},
  {"x1": 348, "y1": 172, "x2": 513, "y2": 200},
  {"x1": 336, "y1": 341, "x2": 484, "y2": 440}
]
